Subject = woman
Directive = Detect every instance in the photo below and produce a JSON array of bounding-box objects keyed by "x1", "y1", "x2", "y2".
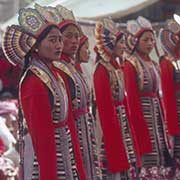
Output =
[
  {"x1": 3, "y1": 5, "x2": 86, "y2": 180},
  {"x1": 159, "y1": 16, "x2": 180, "y2": 179},
  {"x1": 93, "y1": 19, "x2": 141, "y2": 180},
  {"x1": 39, "y1": 4, "x2": 101, "y2": 180},
  {"x1": 73, "y1": 33, "x2": 101, "y2": 179},
  {"x1": 75, "y1": 34, "x2": 91, "y2": 79},
  {"x1": 124, "y1": 16, "x2": 173, "y2": 179},
  {"x1": 76, "y1": 34, "x2": 90, "y2": 65}
]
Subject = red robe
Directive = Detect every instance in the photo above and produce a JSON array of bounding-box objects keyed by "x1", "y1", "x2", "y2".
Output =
[
  {"x1": 123, "y1": 60, "x2": 152, "y2": 155},
  {"x1": 160, "y1": 56, "x2": 180, "y2": 135},
  {"x1": 21, "y1": 71, "x2": 58, "y2": 180},
  {"x1": 93, "y1": 59, "x2": 129, "y2": 173},
  {"x1": 0, "y1": 138, "x2": 5, "y2": 155},
  {"x1": 0, "y1": 58, "x2": 20, "y2": 93},
  {"x1": 74, "y1": 63, "x2": 83, "y2": 73}
]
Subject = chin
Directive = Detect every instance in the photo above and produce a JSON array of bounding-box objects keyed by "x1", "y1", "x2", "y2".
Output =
[
  {"x1": 53, "y1": 56, "x2": 60, "y2": 61},
  {"x1": 71, "y1": 49, "x2": 78, "y2": 55}
]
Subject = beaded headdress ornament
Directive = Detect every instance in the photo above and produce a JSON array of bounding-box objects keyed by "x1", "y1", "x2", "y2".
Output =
[
  {"x1": 159, "y1": 14, "x2": 180, "y2": 56},
  {"x1": 126, "y1": 16, "x2": 153, "y2": 53},
  {"x1": 167, "y1": 14, "x2": 180, "y2": 37},
  {"x1": 34, "y1": 4, "x2": 80, "y2": 32},
  {"x1": 55, "y1": 4, "x2": 80, "y2": 31},
  {"x1": 127, "y1": 16, "x2": 153, "y2": 37},
  {"x1": 2, "y1": 4, "x2": 67, "y2": 67},
  {"x1": 95, "y1": 18, "x2": 124, "y2": 62}
]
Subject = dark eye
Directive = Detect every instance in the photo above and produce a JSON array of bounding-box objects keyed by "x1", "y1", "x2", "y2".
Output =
[
  {"x1": 143, "y1": 39, "x2": 148, "y2": 42},
  {"x1": 50, "y1": 39, "x2": 56, "y2": 43},
  {"x1": 65, "y1": 34, "x2": 73, "y2": 39},
  {"x1": 75, "y1": 34, "x2": 80, "y2": 39}
]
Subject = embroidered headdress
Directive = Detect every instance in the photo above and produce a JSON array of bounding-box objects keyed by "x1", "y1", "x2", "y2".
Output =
[
  {"x1": 94, "y1": 18, "x2": 124, "y2": 62},
  {"x1": 158, "y1": 14, "x2": 180, "y2": 55},
  {"x1": 2, "y1": 4, "x2": 63, "y2": 67},
  {"x1": 35, "y1": 4, "x2": 77, "y2": 28},
  {"x1": 56, "y1": 5, "x2": 79, "y2": 30},
  {"x1": 126, "y1": 16, "x2": 153, "y2": 53},
  {"x1": 33, "y1": 4, "x2": 81, "y2": 33},
  {"x1": 167, "y1": 14, "x2": 180, "y2": 37},
  {"x1": 127, "y1": 16, "x2": 153, "y2": 38}
]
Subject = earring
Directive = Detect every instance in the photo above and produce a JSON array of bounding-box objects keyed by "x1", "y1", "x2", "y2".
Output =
[{"x1": 35, "y1": 49, "x2": 38, "y2": 52}]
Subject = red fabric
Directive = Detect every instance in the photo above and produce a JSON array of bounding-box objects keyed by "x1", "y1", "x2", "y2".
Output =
[
  {"x1": 111, "y1": 59, "x2": 142, "y2": 167},
  {"x1": 61, "y1": 53, "x2": 72, "y2": 63},
  {"x1": 74, "y1": 63, "x2": 83, "y2": 73},
  {"x1": 79, "y1": 35, "x2": 88, "y2": 48},
  {"x1": 58, "y1": 20, "x2": 79, "y2": 31},
  {"x1": 93, "y1": 61, "x2": 129, "y2": 173},
  {"x1": 0, "y1": 138, "x2": 5, "y2": 155},
  {"x1": 135, "y1": 28, "x2": 153, "y2": 38},
  {"x1": 123, "y1": 97, "x2": 142, "y2": 167},
  {"x1": 53, "y1": 64, "x2": 87, "y2": 180},
  {"x1": 160, "y1": 57, "x2": 180, "y2": 135},
  {"x1": 21, "y1": 73, "x2": 57, "y2": 180},
  {"x1": 0, "y1": 58, "x2": 20, "y2": 90},
  {"x1": 123, "y1": 60, "x2": 152, "y2": 155}
]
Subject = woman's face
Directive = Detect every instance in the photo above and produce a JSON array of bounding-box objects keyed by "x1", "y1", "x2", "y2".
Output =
[
  {"x1": 37, "y1": 27, "x2": 63, "y2": 61},
  {"x1": 114, "y1": 35, "x2": 126, "y2": 58},
  {"x1": 62, "y1": 25, "x2": 80, "y2": 57},
  {"x1": 79, "y1": 40, "x2": 90, "y2": 63},
  {"x1": 136, "y1": 31, "x2": 155, "y2": 55}
]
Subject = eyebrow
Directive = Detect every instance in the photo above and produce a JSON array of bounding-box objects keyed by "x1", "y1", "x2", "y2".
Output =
[
  {"x1": 65, "y1": 32, "x2": 80, "y2": 35},
  {"x1": 48, "y1": 35, "x2": 61, "y2": 39}
]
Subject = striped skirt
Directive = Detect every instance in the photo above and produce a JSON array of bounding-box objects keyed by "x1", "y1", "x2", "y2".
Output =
[
  {"x1": 75, "y1": 112, "x2": 101, "y2": 180},
  {"x1": 139, "y1": 96, "x2": 174, "y2": 179},
  {"x1": 28, "y1": 126, "x2": 80, "y2": 180}
]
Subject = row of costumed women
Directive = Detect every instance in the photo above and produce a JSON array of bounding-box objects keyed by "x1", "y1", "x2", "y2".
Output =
[{"x1": 2, "y1": 2, "x2": 180, "y2": 180}]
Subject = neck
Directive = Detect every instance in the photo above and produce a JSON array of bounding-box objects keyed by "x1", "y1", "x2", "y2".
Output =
[
  {"x1": 34, "y1": 53, "x2": 53, "y2": 69},
  {"x1": 74, "y1": 63, "x2": 83, "y2": 73},
  {"x1": 115, "y1": 56, "x2": 124, "y2": 64},
  {"x1": 61, "y1": 52, "x2": 76, "y2": 64},
  {"x1": 136, "y1": 50, "x2": 150, "y2": 61}
]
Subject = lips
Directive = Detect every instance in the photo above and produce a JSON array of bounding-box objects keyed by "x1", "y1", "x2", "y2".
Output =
[
  {"x1": 71, "y1": 45, "x2": 78, "y2": 51},
  {"x1": 54, "y1": 51, "x2": 61, "y2": 56}
]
